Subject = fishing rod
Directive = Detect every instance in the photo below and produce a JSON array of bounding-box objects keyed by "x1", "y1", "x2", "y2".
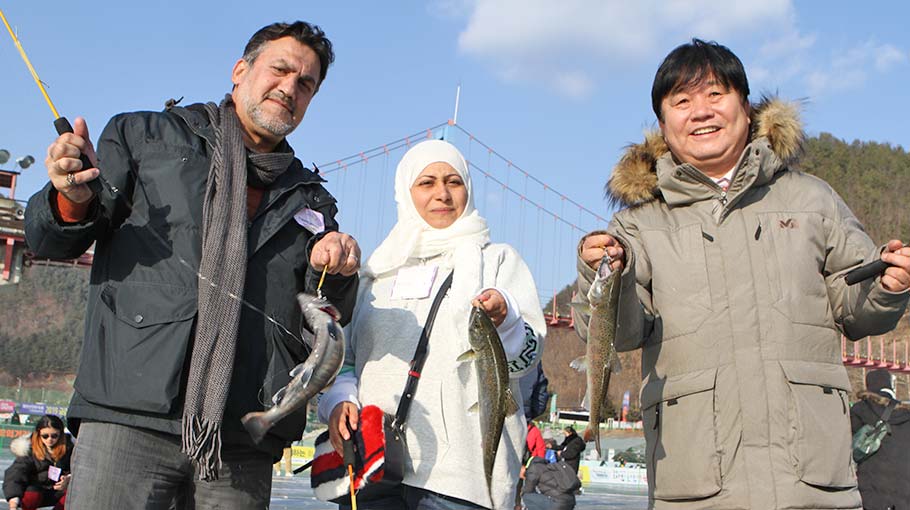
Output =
[
  {"x1": 0, "y1": 7, "x2": 116, "y2": 197},
  {"x1": 844, "y1": 242, "x2": 906, "y2": 285},
  {"x1": 846, "y1": 261, "x2": 899, "y2": 285}
]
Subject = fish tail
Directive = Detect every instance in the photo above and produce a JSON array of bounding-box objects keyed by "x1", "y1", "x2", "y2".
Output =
[
  {"x1": 583, "y1": 423, "x2": 602, "y2": 461},
  {"x1": 241, "y1": 412, "x2": 272, "y2": 444}
]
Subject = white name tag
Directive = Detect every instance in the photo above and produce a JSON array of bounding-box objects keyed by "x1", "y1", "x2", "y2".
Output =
[
  {"x1": 391, "y1": 265, "x2": 438, "y2": 300},
  {"x1": 294, "y1": 208, "x2": 325, "y2": 235},
  {"x1": 48, "y1": 465, "x2": 62, "y2": 482}
]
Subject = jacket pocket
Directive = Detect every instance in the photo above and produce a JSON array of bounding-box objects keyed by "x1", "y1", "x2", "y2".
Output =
[
  {"x1": 76, "y1": 282, "x2": 196, "y2": 414},
  {"x1": 756, "y1": 212, "x2": 829, "y2": 327},
  {"x1": 640, "y1": 223, "x2": 712, "y2": 340},
  {"x1": 641, "y1": 368, "x2": 721, "y2": 500},
  {"x1": 779, "y1": 360, "x2": 855, "y2": 488}
]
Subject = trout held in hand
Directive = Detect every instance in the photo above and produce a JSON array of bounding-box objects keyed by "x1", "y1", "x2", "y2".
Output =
[
  {"x1": 241, "y1": 294, "x2": 345, "y2": 444},
  {"x1": 457, "y1": 305, "x2": 520, "y2": 505},
  {"x1": 571, "y1": 254, "x2": 622, "y2": 461}
]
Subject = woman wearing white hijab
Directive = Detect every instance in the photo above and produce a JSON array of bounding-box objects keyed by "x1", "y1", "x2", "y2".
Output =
[{"x1": 318, "y1": 140, "x2": 545, "y2": 509}]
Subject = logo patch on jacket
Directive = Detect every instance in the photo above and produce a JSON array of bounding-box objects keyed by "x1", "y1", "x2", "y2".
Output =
[{"x1": 779, "y1": 218, "x2": 798, "y2": 229}]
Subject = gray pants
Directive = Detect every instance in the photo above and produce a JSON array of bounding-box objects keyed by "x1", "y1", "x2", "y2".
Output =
[
  {"x1": 67, "y1": 421, "x2": 272, "y2": 510},
  {"x1": 522, "y1": 492, "x2": 575, "y2": 510},
  {"x1": 338, "y1": 485, "x2": 486, "y2": 510}
]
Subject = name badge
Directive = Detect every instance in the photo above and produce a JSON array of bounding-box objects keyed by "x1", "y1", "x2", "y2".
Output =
[
  {"x1": 294, "y1": 208, "x2": 325, "y2": 235},
  {"x1": 391, "y1": 265, "x2": 438, "y2": 300},
  {"x1": 48, "y1": 465, "x2": 62, "y2": 482}
]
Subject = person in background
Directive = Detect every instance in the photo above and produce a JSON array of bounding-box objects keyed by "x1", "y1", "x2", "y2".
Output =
[
  {"x1": 520, "y1": 457, "x2": 579, "y2": 510},
  {"x1": 3, "y1": 415, "x2": 72, "y2": 510},
  {"x1": 273, "y1": 446, "x2": 293, "y2": 478},
  {"x1": 850, "y1": 369, "x2": 910, "y2": 510},
  {"x1": 557, "y1": 427, "x2": 585, "y2": 474},
  {"x1": 543, "y1": 439, "x2": 558, "y2": 464},
  {"x1": 526, "y1": 421, "x2": 546, "y2": 460}
]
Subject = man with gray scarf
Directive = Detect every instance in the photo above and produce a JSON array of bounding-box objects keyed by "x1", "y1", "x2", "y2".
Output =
[{"x1": 26, "y1": 21, "x2": 359, "y2": 509}]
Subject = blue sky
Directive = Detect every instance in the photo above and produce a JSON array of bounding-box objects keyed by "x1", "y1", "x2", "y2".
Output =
[{"x1": 1, "y1": 1, "x2": 908, "y2": 300}]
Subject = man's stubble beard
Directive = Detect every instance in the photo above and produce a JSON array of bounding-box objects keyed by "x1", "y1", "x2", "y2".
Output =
[{"x1": 240, "y1": 90, "x2": 296, "y2": 138}]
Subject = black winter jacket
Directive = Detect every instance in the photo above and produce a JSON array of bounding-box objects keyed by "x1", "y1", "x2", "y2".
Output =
[
  {"x1": 2, "y1": 434, "x2": 74, "y2": 500},
  {"x1": 522, "y1": 457, "x2": 578, "y2": 509},
  {"x1": 850, "y1": 391, "x2": 910, "y2": 510},
  {"x1": 25, "y1": 103, "x2": 358, "y2": 456},
  {"x1": 558, "y1": 432, "x2": 586, "y2": 473}
]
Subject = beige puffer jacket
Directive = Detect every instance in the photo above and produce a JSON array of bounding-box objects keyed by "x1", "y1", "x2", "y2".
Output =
[{"x1": 574, "y1": 98, "x2": 909, "y2": 510}]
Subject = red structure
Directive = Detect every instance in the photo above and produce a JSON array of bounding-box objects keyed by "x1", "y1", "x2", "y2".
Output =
[
  {"x1": 843, "y1": 336, "x2": 910, "y2": 374},
  {"x1": 0, "y1": 168, "x2": 94, "y2": 283},
  {"x1": 0, "y1": 168, "x2": 26, "y2": 284}
]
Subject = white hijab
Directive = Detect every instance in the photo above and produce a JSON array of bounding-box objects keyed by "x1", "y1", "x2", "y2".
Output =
[{"x1": 364, "y1": 140, "x2": 490, "y2": 327}]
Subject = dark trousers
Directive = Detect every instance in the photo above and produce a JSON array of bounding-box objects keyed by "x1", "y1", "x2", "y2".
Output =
[{"x1": 338, "y1": 484, "x2": 486, "y2": 510}]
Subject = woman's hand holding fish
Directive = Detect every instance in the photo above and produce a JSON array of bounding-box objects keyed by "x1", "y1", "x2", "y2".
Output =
[
  {"x1": 581, "y1": 233, "x2": 625, "y2": 272},
  {"x1": 328, "y1": 401, "x2": 360, "y2": 455},
  {"x1": 310, "y1": 232, "x2": 361, "y2": 277},
  {"x1": 472, "y1": 290, "x2": 507, "y2": 327}
]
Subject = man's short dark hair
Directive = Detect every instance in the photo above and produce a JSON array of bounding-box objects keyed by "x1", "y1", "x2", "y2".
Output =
[
  {"x1": 242, "y1": 21, "x2": 335, "y2": 88},
  {"x1": 651, "y1": 38, "x2": 749, "y2": 121}
]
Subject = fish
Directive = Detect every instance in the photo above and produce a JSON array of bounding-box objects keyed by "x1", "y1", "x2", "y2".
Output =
[
  {"x1": 457, "y1": 305, "x2": 520, "y2": 505},
  {"x1": 570, "y1": 254, "x2": 622, "y2": 461},
  {"x1": 241, "y1": 293, "x2": 345, "y2": 444}
]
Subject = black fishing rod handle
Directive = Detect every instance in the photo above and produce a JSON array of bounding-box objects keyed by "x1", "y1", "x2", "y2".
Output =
[
  {"x1": 844, "y1": 259, "x2": 890, "y2": 285},
  {"x1": 54, "y1": 116, "x2": 104, "y2": 196},
  {"x1": 342, "y1": 436, "x2": 356, "y2": 467}
]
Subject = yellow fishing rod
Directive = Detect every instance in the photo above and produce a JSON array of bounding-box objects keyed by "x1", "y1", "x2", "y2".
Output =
[{"x1": 0, "y1": 7, "x2": 115, "y2": 195}]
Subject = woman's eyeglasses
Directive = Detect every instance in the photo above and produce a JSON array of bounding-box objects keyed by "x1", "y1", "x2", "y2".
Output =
[{"x1": 40, "y1": 433, "x2": 60, "y2": 440}]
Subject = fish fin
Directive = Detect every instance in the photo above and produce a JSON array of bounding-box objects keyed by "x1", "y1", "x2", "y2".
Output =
[
  {"x1": 456, "y1": 349, "x2": 477, "y2": 363},
  {"x1": 467, "y1": 402, "x2": 480, "y2": 415},
  {"x1": 611, "y1": 356, "x2": 623, "y2": 374},
  {"x1": 271, "y1": 387, "x2": 287, "y2": 405},
  {"x1": 569, "y1": 356, "x2": 587, "y2": 372},
  {"x1": 582, "y1": 425, "x2": 597, "y2": 443},
  {"x1": 569, "y1": 301, "x2": 592, "y2": 315},
  {"x1": 241, "y1": 412, "x2": 271, "y2": 444},
  {"x1": 289, "y1": 362, "x2": 307, "y2": 378},
  {"x1": 505, "y1": 389, "x2": 520, "y2": 415}
]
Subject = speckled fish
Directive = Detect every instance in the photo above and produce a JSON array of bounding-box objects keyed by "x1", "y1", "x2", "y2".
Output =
[
  {"x1": 241, "y1": 293, "x2": 345, "y2": 444},
  {"x1": 571, "y1": 254, "x2": 622, "y2": 461},
  {"x1": 457, "y1": 305, "x2": 520, "y2": 504}
]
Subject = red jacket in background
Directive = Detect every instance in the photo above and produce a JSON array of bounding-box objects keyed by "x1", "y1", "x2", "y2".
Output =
[{"x1": 526, "y1": 422, "x2": 546, "y2": 458}]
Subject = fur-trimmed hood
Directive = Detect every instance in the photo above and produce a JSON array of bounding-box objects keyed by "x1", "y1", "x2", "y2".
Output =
[
  {"x1": 607, "y1": 97, "x2": 804, "y2": 207},
  {"x1": 856, "y1": 391, "x2": 910, "y2": 412},
  {"x1": 8, "y1": 432, "x2": 74, "y2": 458},
  {"x1": 10, "y1": 434, "x2": 31, "y2": 457}
]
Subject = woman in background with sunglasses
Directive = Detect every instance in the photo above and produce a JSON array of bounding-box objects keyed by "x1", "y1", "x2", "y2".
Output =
[{"x1": 3, "y1": 415, "x2": 72, "y2": 510}]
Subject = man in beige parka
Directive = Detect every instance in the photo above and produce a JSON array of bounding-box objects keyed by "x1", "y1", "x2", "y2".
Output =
[{"x1": 575, "y1": 39, "x2": 910, "y2": 510}]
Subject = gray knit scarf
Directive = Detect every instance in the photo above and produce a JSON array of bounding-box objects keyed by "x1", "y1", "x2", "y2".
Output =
[{"x1": 183, "y1": 95, "x2": 293, "y2": 481}]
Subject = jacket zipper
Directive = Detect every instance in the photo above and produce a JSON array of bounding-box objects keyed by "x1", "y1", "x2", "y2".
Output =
[{"x1": 680, "y1": 166, "x2": 727, "y2": 205}]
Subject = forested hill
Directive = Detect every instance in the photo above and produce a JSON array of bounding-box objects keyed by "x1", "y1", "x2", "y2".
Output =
[
  {"x1": 1, "y1": 132, "x2": 908, "y2": 378},
  {"x1": 797, "y1": 133, "x2": 909, "y2": 245},
  {"x1": 0, "y1": 264, "x2": 87, "y2": 377}
]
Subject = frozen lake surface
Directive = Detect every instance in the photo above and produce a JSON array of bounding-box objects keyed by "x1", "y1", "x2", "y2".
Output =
[{"x1": 1, "y1": 454, "x2": 647, "y2": 509}]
